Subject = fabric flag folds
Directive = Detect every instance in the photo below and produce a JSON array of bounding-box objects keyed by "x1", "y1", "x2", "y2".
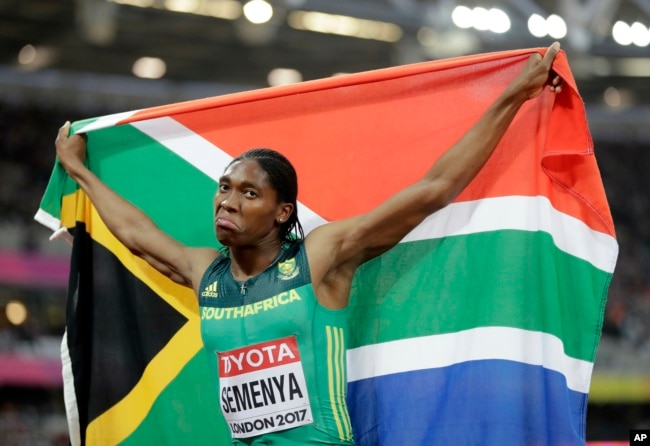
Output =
[{"x1": 36, "y1": 47, "x2": 617, "y2": 445}]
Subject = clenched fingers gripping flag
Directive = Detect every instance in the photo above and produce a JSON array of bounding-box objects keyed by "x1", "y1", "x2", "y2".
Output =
[{"x1": 37, "y1": 48, "x2": 617, "y2": 445}]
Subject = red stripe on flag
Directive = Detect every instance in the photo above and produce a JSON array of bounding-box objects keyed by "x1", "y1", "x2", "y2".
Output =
[{"x1": 115, "y1": 48, "x2": 612, "y2": 236}]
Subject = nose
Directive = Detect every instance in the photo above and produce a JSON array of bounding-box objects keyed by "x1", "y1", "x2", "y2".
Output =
[
  {"x1": 220, "y1": 198, "x2": 233, "y2": 210},
  {"x1": 217, "y1": 193, "x2": 237, "y2": 211}
]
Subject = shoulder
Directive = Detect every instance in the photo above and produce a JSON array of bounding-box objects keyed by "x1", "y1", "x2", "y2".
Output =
[{"x1": 304, "y1": 217, "x2": 365, "y2": 282}]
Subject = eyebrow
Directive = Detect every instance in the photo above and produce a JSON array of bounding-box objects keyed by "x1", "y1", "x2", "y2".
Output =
[{"x1": 218, "y1": 175, "x2": 262, "y2": 190}]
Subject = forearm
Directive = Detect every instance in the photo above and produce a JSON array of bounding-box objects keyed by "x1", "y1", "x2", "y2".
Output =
[
  {"x1": 310, "y1": 45, "x2": 561, "y2": 274},
  {"x1": 424, "y1": 86, "x2": 526, "y2": 205},
  {"x1": 423, "y1": 45, "x2": 561, "y2": 208},
  {"x1": 65, "y1": 160, "x2": 157, "y2": 249}
]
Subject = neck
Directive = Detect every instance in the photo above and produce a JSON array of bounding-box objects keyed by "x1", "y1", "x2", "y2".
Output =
[{"x1": 229, "y1": 241, "x2": 283, "y2": 281}]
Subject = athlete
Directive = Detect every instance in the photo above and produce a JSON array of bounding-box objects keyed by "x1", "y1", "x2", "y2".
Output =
[{"x1": 55, "y1": 42, "x2": 563, "y2": 445}]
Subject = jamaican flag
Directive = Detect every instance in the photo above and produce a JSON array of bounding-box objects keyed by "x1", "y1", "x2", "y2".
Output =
[{"x1": 37, "y1": 47, "x2": 617, "y2": 445}]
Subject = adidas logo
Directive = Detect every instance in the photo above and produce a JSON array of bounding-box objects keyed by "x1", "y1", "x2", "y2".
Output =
[{"x1": 201, "y1": 281, "x2": 219, "y2": 298}]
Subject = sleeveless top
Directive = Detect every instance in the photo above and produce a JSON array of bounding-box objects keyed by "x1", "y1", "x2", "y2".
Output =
[{"x1": 198, "y1": 241, "x2": 355, "y2": 445}]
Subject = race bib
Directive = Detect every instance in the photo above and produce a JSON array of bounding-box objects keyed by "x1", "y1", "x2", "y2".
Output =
[{"x1": 217, "y1": 336, "x2": 313, "y2": 438}]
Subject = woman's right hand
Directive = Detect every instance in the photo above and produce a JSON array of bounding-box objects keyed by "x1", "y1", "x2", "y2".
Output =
[
  {"x1": 506, "y1": 42, "x2": 562, "y2": 103},
  {"x1": 55, "y1": 121, "x2": 87, "y2": 175}
]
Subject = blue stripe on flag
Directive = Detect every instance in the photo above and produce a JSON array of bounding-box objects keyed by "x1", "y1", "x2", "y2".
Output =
[{"x1": 348, "y1": 359, "x2": 586, "y2": 445}]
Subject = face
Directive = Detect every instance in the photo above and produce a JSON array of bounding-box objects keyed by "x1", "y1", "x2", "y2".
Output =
[{"x1": 213, "y1": 159, "x2": 292, "y2": 247}]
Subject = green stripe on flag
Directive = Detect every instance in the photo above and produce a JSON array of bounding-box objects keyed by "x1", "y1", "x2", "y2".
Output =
[
  {"x1": 38, "y1": 117, "x2": 106, "y2": 224},
  {"x1": 349, "y1": 229, "x2": 609, "y2": 363},
  {"x1": 120, "y1": 351, "x2": 229, "y2": 444},
  {"x1": 85, "y1": 125, "x2": 220, "y2": 247}
]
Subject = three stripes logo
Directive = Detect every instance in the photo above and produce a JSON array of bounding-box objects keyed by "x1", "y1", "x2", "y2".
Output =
[{"x1": 201, "y1": 281, "x2": 219, "y2": 298}]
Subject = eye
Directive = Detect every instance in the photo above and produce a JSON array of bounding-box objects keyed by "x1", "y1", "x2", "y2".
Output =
[
  {"x1": 243, "y1": 189, "x2": 257, "y2": 198},
  {"x1": 218, "y1": 183, "x2": 230, "y2": 193}
]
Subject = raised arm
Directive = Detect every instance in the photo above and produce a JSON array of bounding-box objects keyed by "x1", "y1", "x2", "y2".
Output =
[
  {"x1": 307, "y1": 43, "x2": 562, "y2": 307},
  {"x1": 55, "y1": 122, "x2": 219, "y2": 292}
]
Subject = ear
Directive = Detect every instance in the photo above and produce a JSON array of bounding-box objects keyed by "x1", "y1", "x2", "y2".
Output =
[{"x1": 276, "y1": 203, "x2": 294, "y2": 224}]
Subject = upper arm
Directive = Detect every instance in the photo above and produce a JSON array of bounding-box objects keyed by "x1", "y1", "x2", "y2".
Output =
[
  {"x1": 307, "y1": 176, "x2": 450, "y2": 279},
  {"x1": 305, "y1": 178, "x2": 449, "y2": 309},
  {"x1": 121, "y1": 224, "x2": 219, "y2": 292}
]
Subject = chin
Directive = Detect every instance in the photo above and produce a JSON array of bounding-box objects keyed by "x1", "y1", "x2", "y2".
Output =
[{"x1": 215, "y1": 231, "x2": 232, "y2": 246}]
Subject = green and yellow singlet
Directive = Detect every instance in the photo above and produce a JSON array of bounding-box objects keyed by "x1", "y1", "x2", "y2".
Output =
[{"x1": 199, "y1": 241, "x2": 355, "y2": 445}]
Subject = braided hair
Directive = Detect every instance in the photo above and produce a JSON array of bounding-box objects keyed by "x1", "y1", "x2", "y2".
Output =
[{"x1": 227, "y1": 148, "x2": 305, "y2": 243}]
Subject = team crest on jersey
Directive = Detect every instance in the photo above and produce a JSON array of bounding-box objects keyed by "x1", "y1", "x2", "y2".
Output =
[{"x1": 277, "y1": 257, "x2": 299, "y2": 280}]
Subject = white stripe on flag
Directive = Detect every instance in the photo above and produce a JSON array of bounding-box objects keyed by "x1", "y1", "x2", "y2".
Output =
[
  {"x1": 346, "y1": 326, "x2": 594, "y2": 394},
  {"x1": 75, "y1": 110, "x2": 142, "y2": 133},
  {"x1": 34, "y1": 208, "x2": 64, "y2": 233},
  {"x1": 131, "y1": 117, "x2": 328, "y2": 234},
  {"x1": 404, "y1": 196, "x2": 618, "y2": 273},
  {"x1": 60, "y1": 331, "x2": 81, "y2": 446}
]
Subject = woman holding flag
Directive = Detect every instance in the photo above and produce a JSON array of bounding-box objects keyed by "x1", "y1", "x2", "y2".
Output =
[{"x1": 55, "y1": 42, "x2": 562, "y2": 445}]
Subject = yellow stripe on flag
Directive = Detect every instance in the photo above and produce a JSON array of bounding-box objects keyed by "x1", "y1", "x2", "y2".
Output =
[
  {"x1": 86, "y1": 322, "x2": 201, "y2": 445},
  {"x1": 62, "y1": 190, "x2": 198, "y2": 319},
  {"x1": 62, "y1": 190, "x2": 205, "y2": 444}
]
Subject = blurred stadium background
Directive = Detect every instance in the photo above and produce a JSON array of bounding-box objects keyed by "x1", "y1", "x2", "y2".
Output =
[{"x1": 0, "y1": 0, "x2": 648, "y2": 444}]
